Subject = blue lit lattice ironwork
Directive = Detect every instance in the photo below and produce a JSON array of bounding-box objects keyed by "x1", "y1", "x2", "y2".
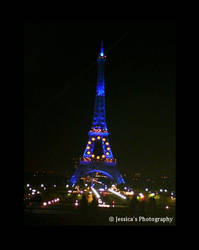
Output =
[{"x1": 69, "y1": 42, "x2": 125, "y2": 185}]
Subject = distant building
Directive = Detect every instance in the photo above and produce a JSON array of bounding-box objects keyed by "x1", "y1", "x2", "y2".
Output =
[{"x1": 72, "y1": 157, "x2": 79, "y2": 170}]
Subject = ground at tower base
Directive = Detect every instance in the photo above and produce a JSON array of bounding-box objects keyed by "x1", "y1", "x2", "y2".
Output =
[{"x1": 24, "y1": 171, "x2": 175, "y2": 226}]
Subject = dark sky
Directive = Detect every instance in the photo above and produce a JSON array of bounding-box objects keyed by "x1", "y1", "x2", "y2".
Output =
[{"x1": 24, "y1": 19, "x2": 176, "y2": 178}]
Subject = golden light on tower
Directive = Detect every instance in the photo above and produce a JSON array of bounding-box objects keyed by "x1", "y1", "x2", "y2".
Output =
[{"x1": 97, "y1": 136, "x2": 100, "y2": 140}]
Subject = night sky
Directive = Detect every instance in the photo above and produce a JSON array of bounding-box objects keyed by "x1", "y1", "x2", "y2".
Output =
[{"x1": 24, "y1": 19, "x2": 176, "y2": 178}]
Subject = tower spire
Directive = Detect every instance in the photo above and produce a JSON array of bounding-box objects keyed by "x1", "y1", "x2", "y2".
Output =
[
  {"x1": 100, "y1": 40, "x2": 104, "y2": 56},
  {"x1": 93, "y1": 42, "x2": 107, "y2": 129}
]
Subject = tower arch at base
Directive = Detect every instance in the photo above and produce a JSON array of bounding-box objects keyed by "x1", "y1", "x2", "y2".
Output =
[
  {"x1": 69, "y1": 163, "x2": 125, "y2": 186},
  {"x1": 84, "y1": 169, "x2": 114, "y2": 180}
]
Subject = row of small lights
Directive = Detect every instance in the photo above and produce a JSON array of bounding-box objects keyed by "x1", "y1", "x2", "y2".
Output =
[
  {"x1": 26, "y1": 183, "x2": 47, "y2": 191},
  {"x1": 26, "y1": 183, "x2": 57, "y2": 190},
  {"x1": 90, "y1": 128, "x2": 107, "y2": 133},
  {"x1": 145, "y1": 188, "x2": 168, "y2": 193},
  {"x1": 42, "y1": 198, "x2": 60, "y2": 207},
  {"x1": 145, "y1": 188, "x2": 175, "y2": 196},
  {"x1": 67, "y1": 190, "x2": 83, "y2": 194}
]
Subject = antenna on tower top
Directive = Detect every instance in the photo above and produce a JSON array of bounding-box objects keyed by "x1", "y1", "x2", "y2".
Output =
[{"x1": 100, "y1": 40, "x2": 104, "y2": 56}]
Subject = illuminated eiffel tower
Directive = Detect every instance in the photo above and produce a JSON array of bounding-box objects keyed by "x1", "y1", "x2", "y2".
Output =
[{"x1": 70, "y1": 41, "x2": 125, "y2": 186}]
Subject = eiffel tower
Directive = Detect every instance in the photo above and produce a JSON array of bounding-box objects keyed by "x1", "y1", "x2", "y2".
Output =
[{"x1": 70, "y1": 41, "x2": 125, "y2": 186}]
